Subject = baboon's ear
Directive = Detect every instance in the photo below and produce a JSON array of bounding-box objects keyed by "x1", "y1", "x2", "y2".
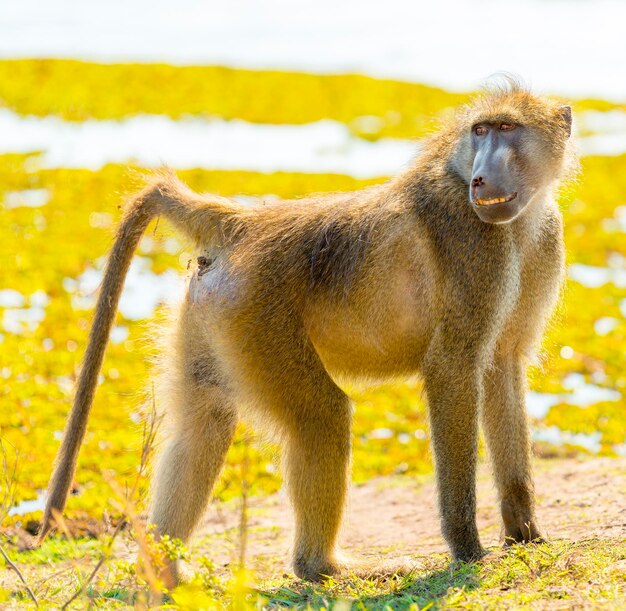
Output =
[{"x1": 560, "y1": 105, "x2": 572, "y2": 138}]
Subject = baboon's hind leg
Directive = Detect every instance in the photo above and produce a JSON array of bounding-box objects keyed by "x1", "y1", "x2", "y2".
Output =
[
  {"x1": 148, "y1": 374, "x2": 237, "y2": 586},
  {"x1": 284, "y1": 382, "x2": 352, "y2": 582},
  {"x1": 239, "y1": 328, "x2": 352, "y2": 582}
]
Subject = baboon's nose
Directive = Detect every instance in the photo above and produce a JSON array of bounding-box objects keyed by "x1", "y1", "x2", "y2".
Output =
[{"x1": 471, "y1": 176, "x2": 489, "y2": 200}]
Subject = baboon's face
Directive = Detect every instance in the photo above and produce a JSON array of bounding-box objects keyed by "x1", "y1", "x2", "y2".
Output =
[
  {"x1": 468, "y1": 120, "x2": 528, "y2": 224},
  {"x1": 455, "y1": 103, "x2": 572, "y2": 225}
]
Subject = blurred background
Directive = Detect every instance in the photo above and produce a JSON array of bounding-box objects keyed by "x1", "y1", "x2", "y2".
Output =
[{"x1": 1, "y1": 0, "x2": 625, "y2": 523}]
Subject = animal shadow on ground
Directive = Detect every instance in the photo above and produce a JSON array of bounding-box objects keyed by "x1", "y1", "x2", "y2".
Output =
[{"x1": 259, "y1": 561, "x2": 480, "y2": 609}]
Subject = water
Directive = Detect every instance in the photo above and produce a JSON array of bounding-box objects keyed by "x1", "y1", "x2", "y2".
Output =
[
  {"x1": 2, "y1": 307, "x2": 46, "y2": 334},
  {"x1": 63, "y1": 256, "x2": 184, "y2": 320},
  {"x1": 527, "y1": 373, "x2": 620, "y2": 453},
  {"x1": 0, "y1": 110, "x2": 416, "y2": 178},
  {"x1": 3, "y1": 189, "x2": 50, "y2": 209},
  {"x1": 594, "y1": 317, "x2": 619, "y2": 336},
  {"x1": 2, "y1": 0, "x2": 626, "y2": 100},
  {"x1": 8, "y1": 492, "x2": 46, "y2": 516},
  {"x1": 0, "y1": 109, "x2": 621, "y2": 179},
  {"x1": 527, "y1": 373, "x2": 621, "y2": 419},
  {"x1": 110, "y1": 325, "x2": 129, "y2": 344},
  {"x1": 578, "y1": 110, "x2": 626, "y2": 156},
  {"x1": 569, "y1": 263, "x2": 626, "y2": 288},
  {"x1": 0, "y1": 290, "x2": 50, "y2": 334},
  {"x1": 0, "y1": 289, "x2": 26, "y2": 308},
  {"x1": 533, "y1": 426, "x2": 603, "y2": 453}
]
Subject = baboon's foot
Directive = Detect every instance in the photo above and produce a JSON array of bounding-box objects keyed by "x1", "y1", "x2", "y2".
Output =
[
  {"x1": 159, "y1": 560, "x2": 194, "y2": 589},
  {"x1": 451, "y1": 542, "x2": 487, "y2": 564},
  {"x1": 503, "y1": 520, "x2": 544, "y2": 546},
  {"x1": 502, "y1": 500, "x2": 544, "y2": 545},
  {"x1": 501, "y1": 491, "x2": 545, "y2": 546},
  {"x1": 135, "y1": 557, "x2": 183, "y2": 608},
  {"x1": 444, "y1": 521, "x2": 485, "y2": 564},
  {"x1": 137, "y1": 556, "x2": 185, "y2": 592},
  {"x1": 294, "y1": 555, "x2": 345, "y2": 582}
]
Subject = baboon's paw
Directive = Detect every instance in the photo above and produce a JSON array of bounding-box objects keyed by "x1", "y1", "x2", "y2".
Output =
[
  {"x1": 136, "y1": 557, "x2": 190, "y2": 592},
  {"x1": 503, "y1": 520, "x2": 544, "y2": 546},
  {"x1": 503, "y1": 533, "x2": 546, "y2": 547},
  {"x1": 452, "y1": 544, "x2": 488, "y2": 564},
  {"x1": 294, "y1": 556, "x2": 345, "y2": 582}
]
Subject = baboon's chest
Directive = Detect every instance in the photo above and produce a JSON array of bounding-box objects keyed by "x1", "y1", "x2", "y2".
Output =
[{"x1": 497, "y1": 226, "x2": 565, "y2": 347}]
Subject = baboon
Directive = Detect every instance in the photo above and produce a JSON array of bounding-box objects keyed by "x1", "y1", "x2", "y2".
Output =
[{"x1": 41, "y1": 82, "x2": 575, "y2": 584}]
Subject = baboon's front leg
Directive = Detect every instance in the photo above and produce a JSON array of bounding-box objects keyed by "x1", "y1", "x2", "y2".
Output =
[
  {"x1": 483, "y1": 354, "x2": 543, "y2": 545},
  {"x1": 424, "y1": 334, "x2": 485, "y2": 563}
]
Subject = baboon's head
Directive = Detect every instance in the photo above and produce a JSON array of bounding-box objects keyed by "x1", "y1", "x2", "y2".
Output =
[{"x1": 450, "y1": 81, "x2": 575, "y2": 224}]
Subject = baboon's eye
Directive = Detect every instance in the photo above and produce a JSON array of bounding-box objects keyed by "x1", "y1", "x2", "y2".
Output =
[
  {"x1": 500, "y1": 122, "x2": 516, "y2": 131},
  {"x1": 474, "y1": 125, "x2": 487, "y2": 136}
]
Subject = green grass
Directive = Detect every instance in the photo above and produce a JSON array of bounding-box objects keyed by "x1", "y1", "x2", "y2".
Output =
[
  {"x1": 257, "y1": 540, "x2": 626, "y2": 609},
  {"x1": 2, "y1": 536, "x2": 625, "y2": 609}
]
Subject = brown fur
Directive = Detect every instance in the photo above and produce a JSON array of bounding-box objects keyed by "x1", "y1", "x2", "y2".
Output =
[{"x1": 41, "y1": 83, "x2": 575, "y2": 584}]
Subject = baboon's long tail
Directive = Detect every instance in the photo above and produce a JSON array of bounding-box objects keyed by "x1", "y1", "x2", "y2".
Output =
[{"x1": 40, "y1": 171, "x2": 240, "y2": 539}]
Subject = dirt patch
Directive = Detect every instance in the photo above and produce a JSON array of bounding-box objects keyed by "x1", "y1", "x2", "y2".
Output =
[
  {"x1": 3, "y1": 457, "x2": 624, "y2": 582},
  {"x1": 194, "y1": 457, "x2": 626, "y2": 576}
]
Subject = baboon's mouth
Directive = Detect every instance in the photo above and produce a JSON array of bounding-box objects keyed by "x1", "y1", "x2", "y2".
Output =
[{"x1": 473, "y1": 192, "x2": 518, "y2": 206}]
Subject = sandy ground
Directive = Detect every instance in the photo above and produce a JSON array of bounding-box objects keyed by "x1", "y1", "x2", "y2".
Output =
[
  {"x1": 193, "y1": 457, "x2": 626, "y2": 577},
  {"x1": 1, "y1": 456, "x2": 625, "y2": 593}
]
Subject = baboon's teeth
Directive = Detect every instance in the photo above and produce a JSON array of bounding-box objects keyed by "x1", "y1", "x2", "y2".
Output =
[
  {"x1": 474, "y1": 192, "x2": 517, "y2": 206},
  {"x1": 476, "y1": 197, "x2": 506, "y2": 205}
]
